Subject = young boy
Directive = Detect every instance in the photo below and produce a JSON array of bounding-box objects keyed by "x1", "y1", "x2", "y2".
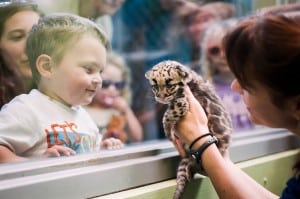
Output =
[{"x1": 0, "y1": 13, "x2": 123, "y2": 163}]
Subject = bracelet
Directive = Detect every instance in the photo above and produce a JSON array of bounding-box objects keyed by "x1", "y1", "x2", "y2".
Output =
[
  {"x1": 189, "y1": 136, "x2": 218, "y2": 164},
  {"x1": 189, "y1": 132, "x2": 213, "y2": 150}
]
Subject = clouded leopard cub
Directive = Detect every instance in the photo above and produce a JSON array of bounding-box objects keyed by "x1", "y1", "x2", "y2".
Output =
[{"x1": 145, "y1": 60, "x2": 232, "y2": 199}]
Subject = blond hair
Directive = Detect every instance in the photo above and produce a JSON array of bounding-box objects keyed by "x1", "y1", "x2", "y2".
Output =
[
  {"x1": 106, "y1": 52, "x2": 132, "y2": 104},
  {"x1": 201, "y1": 18, "x2": 238, "y2": 81},
  {"x1": 26, "y1": 13, "x2": 110, "y2": 84}
]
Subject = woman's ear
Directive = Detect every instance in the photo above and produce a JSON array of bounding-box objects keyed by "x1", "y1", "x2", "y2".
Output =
[
  {"x1": 36, "y1": 54, "x2": 53, "y2": 78},
  {"x1": 292, "y1": 95, "x2": 300, "y2": 121}
]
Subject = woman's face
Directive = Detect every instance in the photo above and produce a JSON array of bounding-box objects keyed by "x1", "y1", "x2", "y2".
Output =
[
  {"x1": 231, "y1": 79, "x2": 296, "y2": 130},
  {"x1": 0, "y1": 10, "x2": 39, "y2": 81}
]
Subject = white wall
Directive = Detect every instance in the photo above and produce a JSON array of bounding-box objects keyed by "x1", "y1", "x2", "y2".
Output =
[{"x1": 35, "y1": 0, "x2": 79, "y2": 14}]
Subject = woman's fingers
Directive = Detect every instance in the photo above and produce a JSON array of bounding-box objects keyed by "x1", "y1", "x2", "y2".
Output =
[
  {"x1": 175, "y1": 86, "x2": 209, "y2": 145},
  {"x1": 184, "y1": 86, "x2": 208, "y2": 123},
  {"x1": 172, "y1": 138, "x2": 187, "y2": 158}
]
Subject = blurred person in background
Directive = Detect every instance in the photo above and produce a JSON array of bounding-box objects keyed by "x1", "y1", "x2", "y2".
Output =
[
  {"x1": 79, "y1": 0, "x2": 125, "y2": 41},
  {"x1": 0, "y1": 0, "x2": 42, "y2": 108},
  {"x1": 85, "y1": 52, "x2": 143, "y2": 143},
  {"x1": 183, "y1": 1, "x2": 237, "y2": 73},
  {"x1": 201, "y1": 18, "x2": 254, "y2": 131}
]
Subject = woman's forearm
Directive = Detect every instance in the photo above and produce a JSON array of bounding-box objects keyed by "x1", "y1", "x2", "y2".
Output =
[{"x1": 198, "y1": 142, "x2": 278, "y2": 199}]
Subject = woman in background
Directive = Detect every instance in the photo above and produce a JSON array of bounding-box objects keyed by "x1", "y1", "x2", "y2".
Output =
[
  {"x1": 0, "y1": 0, "x2": 42, "y2": 108},
  {"x1": 201, "y1": 19, "x2": 254, "y2": 131}
]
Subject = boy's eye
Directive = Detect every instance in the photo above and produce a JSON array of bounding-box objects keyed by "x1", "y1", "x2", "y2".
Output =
[{"x1": 83, "y1": 66, "x2": 94, "y2": 73}]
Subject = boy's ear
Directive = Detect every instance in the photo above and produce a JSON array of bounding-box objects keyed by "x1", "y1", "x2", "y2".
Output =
[{"x1": 36, "y1": 54, "x2": 53, "y2": 78}]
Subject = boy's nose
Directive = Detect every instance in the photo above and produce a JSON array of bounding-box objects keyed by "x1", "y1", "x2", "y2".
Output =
[{"x1": 92, "y1": 75, "x2": 102, "y2": 85}]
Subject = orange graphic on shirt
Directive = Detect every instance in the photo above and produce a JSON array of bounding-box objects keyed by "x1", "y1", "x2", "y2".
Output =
[{"x1": 45, "y1": 121, "x2": 81, "y2": 148}]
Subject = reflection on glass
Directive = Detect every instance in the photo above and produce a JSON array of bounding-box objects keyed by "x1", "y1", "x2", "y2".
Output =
[
  {"x1": 0, "y1": 0, "x2": 288, "y2": 165},
  {"x1": 111, "y1": 0, "x2": 252, "y2": 140}
]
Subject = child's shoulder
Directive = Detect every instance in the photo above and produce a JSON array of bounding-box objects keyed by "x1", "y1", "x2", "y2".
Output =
[{"x1": 1, "y1": 89, "x2": 49, "y2": 114}]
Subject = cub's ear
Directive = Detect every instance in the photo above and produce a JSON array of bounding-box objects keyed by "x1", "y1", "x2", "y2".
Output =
[
  {"x1": 145, "y1": 70, "x2": 151, "y2": 79},
  {"x1": 176, "y1": 64, "x2": 192, "y2": 83}
]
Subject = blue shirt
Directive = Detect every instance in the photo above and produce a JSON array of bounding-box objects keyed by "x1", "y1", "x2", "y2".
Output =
[{"x1": 281, "y1": 177, "x2": 300, "y2": 199}]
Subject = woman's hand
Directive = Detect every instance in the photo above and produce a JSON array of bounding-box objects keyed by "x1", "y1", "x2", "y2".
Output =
[
  {"x1": 172, "y1": 137, "x2": 188, "y2": 158},
  {"x1": 176, "y1": 86, "x2": 209, "y2": 146}
]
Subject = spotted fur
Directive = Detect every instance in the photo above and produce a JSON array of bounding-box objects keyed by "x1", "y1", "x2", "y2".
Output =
[{"x1": 145, "y1": 60, "x2": 232, "y2": 199}]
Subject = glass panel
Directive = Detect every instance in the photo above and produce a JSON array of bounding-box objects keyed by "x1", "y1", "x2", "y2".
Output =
[
  {"x1": 1, "y1": 0, "x2": 299, "y2": 169},
  {"x1": 0, "y1": 128, "x2": 299, "y2": 198}
]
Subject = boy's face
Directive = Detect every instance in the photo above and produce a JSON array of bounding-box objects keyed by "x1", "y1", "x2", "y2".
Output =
[{"x1": 45, "y1": 34, "x2": 107, "y2": 107}]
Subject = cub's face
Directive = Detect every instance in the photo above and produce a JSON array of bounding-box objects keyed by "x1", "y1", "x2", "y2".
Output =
[{"x1": 145, "y1": 60, "x2": 191, "y2": 104}]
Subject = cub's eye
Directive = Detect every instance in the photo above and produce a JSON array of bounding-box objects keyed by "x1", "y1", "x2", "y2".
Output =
[
  {"x1": 166, "y1": 83, "x2": 175, "y2": 89},
  {"x1": 151, "y1": 84, "x2": 159, "y2": 91}
]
